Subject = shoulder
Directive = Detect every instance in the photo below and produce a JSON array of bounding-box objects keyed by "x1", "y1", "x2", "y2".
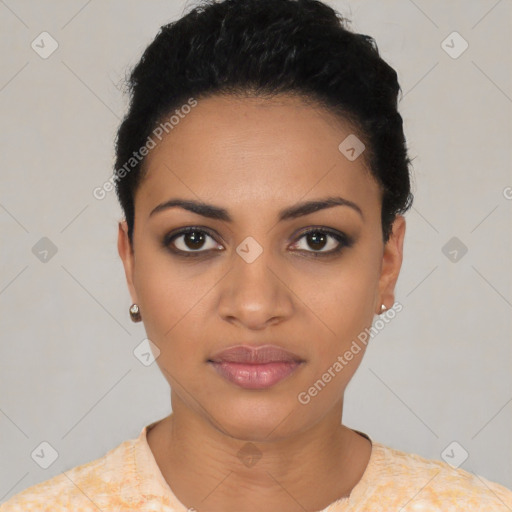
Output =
[
  {"x1": 0, "y1": 437, "x2": 139, "y2": 512},
  {"x1": 363, "y1": 441, "x2": 512, "y2": 511}
]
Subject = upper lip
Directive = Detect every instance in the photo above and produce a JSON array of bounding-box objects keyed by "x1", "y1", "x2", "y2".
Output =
[{"x1": 208, "y1": 345, "x2": 304, "y2": 364}]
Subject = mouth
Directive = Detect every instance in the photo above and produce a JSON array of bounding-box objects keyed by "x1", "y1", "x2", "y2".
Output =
[{"x1": 207, "y1": 345, "x2": 305, "y2": 390}]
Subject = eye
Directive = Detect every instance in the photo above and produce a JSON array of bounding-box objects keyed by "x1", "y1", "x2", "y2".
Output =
[
  {"x1": 290, "y1": 228, "x2": 352, "y2": 256},
  {"x1": 163, "y1": 227, "x2": 222, "y2": 256},
  {"x1": 163, "y1": 226, "x2": 353, "y2": 258}
]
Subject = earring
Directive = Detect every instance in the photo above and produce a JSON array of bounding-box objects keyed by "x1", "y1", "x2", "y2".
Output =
[
  {"x1": 129, "y1": 303, "x2": 142, "y2": 322},
  {"x1": 380, "y1": 304, "x2": 387, "y2": 315}
]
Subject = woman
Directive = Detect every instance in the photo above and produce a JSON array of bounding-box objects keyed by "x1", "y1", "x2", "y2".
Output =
[{"x1": 2, "y1": 0, "x2": 511, "y2": 510}]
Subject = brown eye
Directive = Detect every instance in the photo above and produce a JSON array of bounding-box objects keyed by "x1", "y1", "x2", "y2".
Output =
[
  {"x1": 304, "y1": 231, "x2": 329, "y2": 251},
  {"x1": 290, "y1": 228, "x2": 353, "y2": 256},
  {"x1": 164, "y1": 227, "x2": 222, "y2": 254},
  {"x1": 179, "y1": 231, "x2": 207, "y2": 250}
]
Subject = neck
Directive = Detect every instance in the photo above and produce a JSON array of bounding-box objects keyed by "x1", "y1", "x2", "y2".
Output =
[{"x1": 147, "y1": 394, "x2": 372, "y2": 512}]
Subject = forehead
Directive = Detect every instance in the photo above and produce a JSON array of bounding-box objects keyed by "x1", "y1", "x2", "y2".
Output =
[{"x1": 135, "y1": 94, "x2": 380, "y2": 219}]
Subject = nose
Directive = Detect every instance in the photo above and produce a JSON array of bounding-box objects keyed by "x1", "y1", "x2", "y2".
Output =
[{"x1": 217, "y1": 246, "x2": 294, "y2": 330}]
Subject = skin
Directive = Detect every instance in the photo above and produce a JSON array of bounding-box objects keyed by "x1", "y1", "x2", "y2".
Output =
[{"x1": 118, "y1": 94, "x2": 406, "y2": 512}]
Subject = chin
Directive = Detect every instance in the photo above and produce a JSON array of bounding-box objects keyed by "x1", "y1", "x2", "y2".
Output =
[{"x1": 209, "y1": 398, "x2": 307, "y2": 442}]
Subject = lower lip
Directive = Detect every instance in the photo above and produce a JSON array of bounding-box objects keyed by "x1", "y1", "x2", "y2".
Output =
[{"x1": 209, "y1": 361, "x2": 302, "y2": 389}]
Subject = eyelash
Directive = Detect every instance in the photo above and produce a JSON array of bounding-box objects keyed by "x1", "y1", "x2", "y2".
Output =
[{"x1": 162, "y1": 226, "x2": 354, "y2": 259}]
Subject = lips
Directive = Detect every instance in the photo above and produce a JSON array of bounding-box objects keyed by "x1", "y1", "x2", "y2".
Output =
[
  {"x1": 208, "y1": 344, "x2": 304, "y2": 364},
  {"x1": 207, "y1": 345, "x2": 305, "y2": 390}
]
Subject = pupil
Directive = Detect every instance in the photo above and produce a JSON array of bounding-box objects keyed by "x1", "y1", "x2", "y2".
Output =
[
  {"x1": 185, "y1": 231, "x2": 205, "y2": 250},
  {"x1": 308, "y1": 232, "x2": 326, "y2": 250}
]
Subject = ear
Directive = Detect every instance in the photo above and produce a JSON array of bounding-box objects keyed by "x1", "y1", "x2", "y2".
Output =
[
  {"x1": 375, "y1": 215, "x2": 406, "y2": 314},
  {"x1": 117, "y1": 220, "x2": 138, "y2": 304}
]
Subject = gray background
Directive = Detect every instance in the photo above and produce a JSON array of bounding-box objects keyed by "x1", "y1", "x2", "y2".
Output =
[{"x1": 1, "y1": 0, "x2": 511, "y2": 502}]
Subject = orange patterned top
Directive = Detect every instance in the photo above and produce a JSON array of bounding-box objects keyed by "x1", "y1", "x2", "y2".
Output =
[{"x1": 1, "y1": 420, "x2": 511, "y2": 511}]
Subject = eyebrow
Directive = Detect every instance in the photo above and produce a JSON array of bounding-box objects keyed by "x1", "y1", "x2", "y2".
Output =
[{"x1": 149, "y1": 196, "x2": 364, "y2": 222}]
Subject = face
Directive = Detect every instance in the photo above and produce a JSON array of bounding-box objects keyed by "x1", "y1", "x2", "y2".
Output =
[{"x1": 118, "y1": 94, "x2": 405, "y2": 441}]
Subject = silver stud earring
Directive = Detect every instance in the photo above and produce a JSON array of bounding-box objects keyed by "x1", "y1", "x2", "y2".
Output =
[
  {"x1": 129, "y1": 303, "x2": 142, "y2": 322},
  {"x1": 380, "y1": 304, "x2": 387, "y2": 314}
]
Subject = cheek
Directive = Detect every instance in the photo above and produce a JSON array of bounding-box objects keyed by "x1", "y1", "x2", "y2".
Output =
[
  {"x1": 294, "y1": 253, "x2": 381, "y2": 361},
  {"x1": 332, "y1": 268, "x2": 378, "y2": 330},
  {"x1": 132, "y1": 248, "x2": 187, "y2": 341},
  {"x1": 132, "y1": 249, "x2": 216, "y2": 371}
]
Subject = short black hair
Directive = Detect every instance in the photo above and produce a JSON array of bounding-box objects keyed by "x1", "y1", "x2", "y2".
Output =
[{"x1": 114, "y1": 0, "x2": 414, "y2": 246}]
